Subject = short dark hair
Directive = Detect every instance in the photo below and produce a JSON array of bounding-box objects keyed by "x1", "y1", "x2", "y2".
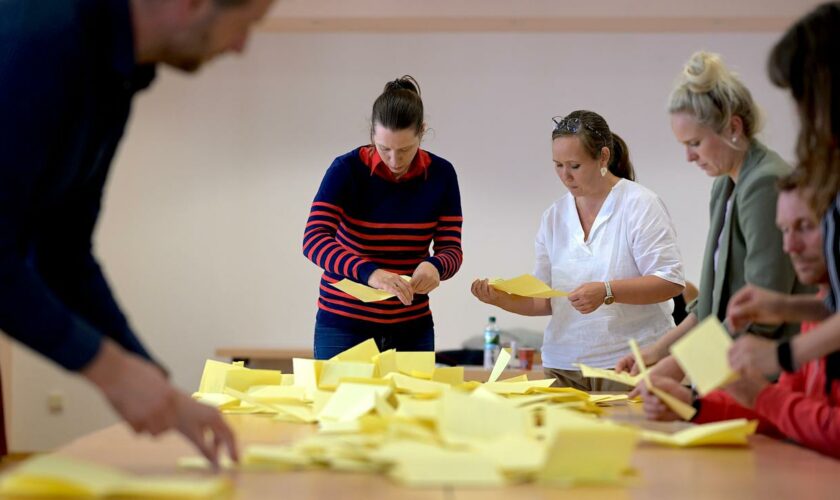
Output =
[
  {"x1": 370, "y1": 75, "x2": 424, "y2": 137},
  {"x1": 776, "y1": 168, "x2": 808, "y2": 193},
  {"x1": 551, "y1": 110, "x2": 635, "y2": 181}
]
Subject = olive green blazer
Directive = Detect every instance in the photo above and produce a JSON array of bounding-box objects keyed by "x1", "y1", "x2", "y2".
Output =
[{"x1": 694, "y1": 140, "x2": 813, "y2": 338}]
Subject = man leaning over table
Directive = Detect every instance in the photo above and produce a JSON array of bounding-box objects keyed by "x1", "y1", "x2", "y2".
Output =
[
  {"x1": 640, "y1": 171, "x2": 840, "y2": 459},
  {"x1": 0, "y1": 0, "x2": 274, "y2": 466}
]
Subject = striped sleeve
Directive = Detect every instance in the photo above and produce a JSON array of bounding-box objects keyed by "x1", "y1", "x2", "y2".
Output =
[
  {"x1": 425, "y1": 168, "x2": 463, "y2": 280},
  {"x1": 303, "y1": 164, "x2": 378, "y2": 284}
]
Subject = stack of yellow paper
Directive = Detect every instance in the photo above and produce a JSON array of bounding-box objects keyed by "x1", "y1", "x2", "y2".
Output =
[
  {"x1": 489, "y1": 274, "x2": 568, "y2": 298},
  {"x1": 0, "y1": 455, "x2": 230, "y2": 498},
  {"x1": 184, "y1": 336, "x2": 758, "y2": 488}
]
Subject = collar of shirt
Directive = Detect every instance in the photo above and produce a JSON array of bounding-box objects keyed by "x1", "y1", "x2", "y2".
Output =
[
  {"x1": 107, "y1": 0, "x2": 156, "y2": 92},
  {"x1": 359, "y1": 145, "x2": 431, "y2": 183}
]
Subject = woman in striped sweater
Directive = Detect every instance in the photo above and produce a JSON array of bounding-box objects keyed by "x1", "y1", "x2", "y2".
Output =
[{"x1": 303, "y1": 76, "x2": 463, "y2": 359}]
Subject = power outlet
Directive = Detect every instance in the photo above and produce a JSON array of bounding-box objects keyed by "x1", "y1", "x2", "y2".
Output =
[{"x1": 47, "y1": 392, "x2": 64, "y2": 414}]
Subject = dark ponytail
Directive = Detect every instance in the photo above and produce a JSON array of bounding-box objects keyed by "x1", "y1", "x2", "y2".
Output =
[
  {"x1": 370, "y1": 75, "x2": 424, "y2": 136},
  {"x1": 609, "y1": 132, "x2": 635, "y2": 181}
]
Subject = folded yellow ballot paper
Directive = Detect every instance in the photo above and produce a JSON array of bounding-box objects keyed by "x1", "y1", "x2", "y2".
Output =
[
  {"x1": 670, "y1": 316, "x2": 739, "y2": 396},
  {"x1": 642, "y1": 418, "x2": 758, "y2": 447},
  {"x1": 487, "y1": 347, "x2": 512, "y2": 383},
  {"x1": 630, "y1": 339, "x2": 696, "y2": 420},
  {"x1": 539, "y1": 408, "x2": 639, "y2": 485},
  {"x1": 330, "y1": 275, "x2": 412, "y2": 303},
  {"x1": 578, "y1": 363, "x2": 642, "y2": 387},
  {"x1": 489, "y1": 274, "x2": 568, "y2": 298},
  {"x1": 330, "y1": 338, "x2": 380, "y2": 363},
  {"x1": 0, "y1": 455, "x2": 231, "y2": 498}
]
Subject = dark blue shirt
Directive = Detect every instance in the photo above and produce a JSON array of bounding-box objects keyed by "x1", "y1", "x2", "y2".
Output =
[{"x1": 0, "y1": 0, "x2": 157, "y2": 370}]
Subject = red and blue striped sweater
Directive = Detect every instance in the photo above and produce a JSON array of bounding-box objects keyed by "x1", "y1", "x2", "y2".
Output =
[{"x1": 303, "y1": 146, "x2": 463, "y2": 330}]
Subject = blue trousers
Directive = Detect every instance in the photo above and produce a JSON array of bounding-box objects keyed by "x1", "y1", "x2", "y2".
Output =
[{"x1": 313, "y1": 323, "x2": 435, "y2": 360}]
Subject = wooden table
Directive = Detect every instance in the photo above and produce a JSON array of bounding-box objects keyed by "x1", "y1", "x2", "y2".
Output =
[{"x1": 29, "y1": 403, "x2": 840, "y2": 499}]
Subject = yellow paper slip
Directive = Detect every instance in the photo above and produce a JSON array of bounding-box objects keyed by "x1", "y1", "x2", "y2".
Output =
[
  {"x1": 395, "y1": 351, "x2": 436, "y2": 376},
  {"x1": 0, "y1": 455, "x2": 231, "y2": 498},
  {"x1": 431, "y1": 366, "x2": 464, "y2": 385},
  {"x1": 197, "y1": 359, "x2": 239, "y2": 393},
  {"x1": 539, "y1": 411, "x2": 639, "y2": 485},
  {"x1": 330, "y1": 276, "x2": 411, "y2": 303},
  {"x1": 318, "y1": 360, "x2": 376, "y2": 389},
  {"x1": 318, "y1": 383, "x2": 393, "y2": 422},
  {"x1": 588, "y1": 394, "x2": 636, "y2": 404},
  {"x1": 482, "y1": 378, "x2": 556, "y2": 395},
  {"x1": 387, "y1": 372, "x2": 450, "y2": 395},
  {"x1": 670, "y1": 316, "x2": 739, "y2": 396},
  {"x1": 629, "y1": 339, "x2": 696, "y2": 421},
  {"x1": 578, "y1": 363, "x2": 642, "y2": 387},
  {"x1": 437, "y1": 390, "x2": 530, "y2": 445},
  {"x1": 373, "y1": 348, "x2": 398, "y2": 378},
  {"x1": 390, "y1": 451, "x2": 507, "y2": 487},
  {"x1": 642, "y1": 418, "x2": 758, "y2": 447},
  {"x1": 224, "y1": 367, "x2": 282, "y2": 392},
  {"x1": 246, "y1": 385, "x2": 308, "y2": 403},
  {"x1": 490, "y1": 274, "x2": 568, "y2": 298},
  {"x1": 330, "y1": 338, "x2": 380, "y2": 363},
  {"x1": 487, "y1": 348, "x2": 512, "y2": 383},
  {"x1": 192, "y1": 392, "x2": 240, "y2": 409}
]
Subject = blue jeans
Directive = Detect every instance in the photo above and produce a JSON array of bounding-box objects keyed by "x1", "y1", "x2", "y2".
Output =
[{"x1": 313, "y1": 323, "x2": 435, "y2": 360}]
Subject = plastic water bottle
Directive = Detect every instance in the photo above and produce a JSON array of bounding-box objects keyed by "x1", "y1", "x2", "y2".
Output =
[{"x1": 483, "y1": 316, "x2": 501, "y2": 369}]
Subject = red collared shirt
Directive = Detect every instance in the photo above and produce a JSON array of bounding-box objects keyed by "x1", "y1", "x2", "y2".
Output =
[{"x1": 359, "y1": 145, "x2": 431, "y2": 183}]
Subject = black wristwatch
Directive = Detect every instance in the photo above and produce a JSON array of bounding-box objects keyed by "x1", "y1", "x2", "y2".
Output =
[{"x1": 777, "y1": 339, "x2": 795, "y2": 373}]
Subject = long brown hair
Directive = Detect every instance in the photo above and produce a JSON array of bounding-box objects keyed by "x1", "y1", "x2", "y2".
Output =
[{"x1": 768, "y1": 2, "x2": 840, "y2": 216}]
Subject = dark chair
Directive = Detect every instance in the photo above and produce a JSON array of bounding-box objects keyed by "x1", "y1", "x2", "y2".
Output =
[{"x1": 435, "y1": 349, "x2": 483, "y2": 367}]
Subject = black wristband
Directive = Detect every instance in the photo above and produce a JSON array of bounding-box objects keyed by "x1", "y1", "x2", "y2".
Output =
[
  {"x1": 690, "y1": 396, "x2": 702, "y2": 421},
  {"x1": 777, "y1": 339, "x2": 795, "y2": 373}
]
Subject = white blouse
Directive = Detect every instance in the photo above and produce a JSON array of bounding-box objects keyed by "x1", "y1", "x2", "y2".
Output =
[{"x1": 534, "y1": 179, "x2": 685, "y2": 369}]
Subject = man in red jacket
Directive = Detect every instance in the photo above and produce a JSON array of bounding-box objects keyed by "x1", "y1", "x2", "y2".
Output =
[{"x1": 641, "y1": 172, "x2": 840, "y2": 459}]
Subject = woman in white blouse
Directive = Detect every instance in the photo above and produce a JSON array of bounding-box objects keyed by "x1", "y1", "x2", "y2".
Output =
[{"x1": 472, "y1": 110, "x2": 685, "y2": 390}]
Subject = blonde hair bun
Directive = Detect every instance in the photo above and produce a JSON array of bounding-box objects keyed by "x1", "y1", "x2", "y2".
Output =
[
  {"x1": 683, "y1": 51, "x2": 727, "y2": 94},
  {"x1": 668, "y1": 51, "x2": 763, "y2": 137}
]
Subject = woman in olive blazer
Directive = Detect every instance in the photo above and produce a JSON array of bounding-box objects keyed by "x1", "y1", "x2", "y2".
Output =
[{"x1": 615, "y1": 51, "x2": 811, "y2": 376}]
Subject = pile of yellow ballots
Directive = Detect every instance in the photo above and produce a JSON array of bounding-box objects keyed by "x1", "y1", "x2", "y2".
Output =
[
  {"x1": 185, "y1": 338, "x2": 757, "y2": 487},
  {"x1": 0, "y1": 455, "x2": 231, "y2": 498}
]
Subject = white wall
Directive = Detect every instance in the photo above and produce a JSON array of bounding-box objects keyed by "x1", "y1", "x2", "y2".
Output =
[{"x1": 7, "y1": 30, "x2": 797, "y2": 451}]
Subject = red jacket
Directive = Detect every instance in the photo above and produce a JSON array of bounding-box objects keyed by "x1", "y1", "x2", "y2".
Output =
[{"x1": 695, "y1": 321, "x2": 840, "y2": 459}]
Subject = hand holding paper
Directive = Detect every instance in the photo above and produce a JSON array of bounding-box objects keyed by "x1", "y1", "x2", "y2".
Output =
[
  {"x1": 670, "y1": 317, "x2": 739, "y2": 396},
  {"x1": 331, "y1": 275, "x2": 412, "y2": 303},
  {"x1": 488, "y1": 274, "x2": 568, "y2": 298},
  {"x1": 368, "y1": 269, "x2": 414, "y2": 304},
  {"x1": 630, "y1": 339, "x2": 696, "y2": 420}
]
